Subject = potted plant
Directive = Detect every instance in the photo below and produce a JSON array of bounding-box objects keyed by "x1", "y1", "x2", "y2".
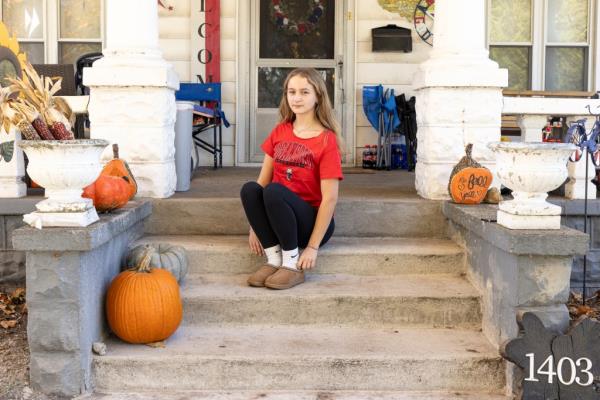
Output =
[{"x1": 7, "y1": 63, "x2": 109, "y2": 228}]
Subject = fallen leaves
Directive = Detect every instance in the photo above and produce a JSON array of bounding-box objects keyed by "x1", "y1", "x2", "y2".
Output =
[
  {"x1": 145, "y1": 340, "x2": 166, "y2": 348},
  {"x1": 0, "y1": 287, "x2": 26, "y2": 330},
  {"x1": 568, "y1": 291, "x2": 600, "y2": 323}
]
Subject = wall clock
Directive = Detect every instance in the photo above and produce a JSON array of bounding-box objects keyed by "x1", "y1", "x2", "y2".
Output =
[{"x1": 413, "y1": 0, "x2": 434, "y2": 46}]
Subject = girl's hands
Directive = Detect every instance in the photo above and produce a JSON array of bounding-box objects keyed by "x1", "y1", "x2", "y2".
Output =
[
  {"x1": 298, "y1": 247, "x2": 318, "y2": 270},
  {"x1": 249, "y1": 228, "x2": 264, "y2": 256}
]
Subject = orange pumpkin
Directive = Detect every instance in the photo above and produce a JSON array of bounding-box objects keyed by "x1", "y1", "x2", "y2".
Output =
[
  {"x1": 90, "y1": 175, "x2": 131, "y2": 212},
  {"x1": 82, "y1": 144, "x2": 136, "y2": 212},
  {"x1": 448, "y1": 144, "x2": 493, "y2": 205},
  {"x1": 102, "y1": 144, "x2": 137, "y2": 199},
  {"x1": 106, "y1": 249, "x2": 182, "y2": 344}
]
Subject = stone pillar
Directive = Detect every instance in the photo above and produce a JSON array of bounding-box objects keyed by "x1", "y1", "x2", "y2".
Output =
[
  {"x1": 414, "y1": 0, "x2": 508, "y2": 199},
  {"x1": 443, "y1": 202, "x2": 588, "y2": 397},
  {"x1": 84, "y1": 0, "x2": 179, "y2": 198},
  {"x1": 0, "y1": 128, "x2": 26, "y2": 198},
  {"x1": 12, "y1": 202, "x2": 151, "y2": 397}
]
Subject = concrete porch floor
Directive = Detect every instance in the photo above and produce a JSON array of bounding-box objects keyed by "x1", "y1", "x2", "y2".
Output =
[{"x1": 174, "y1": 167, "x2": 419, "y2": 200}]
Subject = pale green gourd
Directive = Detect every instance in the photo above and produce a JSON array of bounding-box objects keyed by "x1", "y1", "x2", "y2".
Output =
[{"x1": 125, "y1": 244, "x2": 188, "y2": 284}]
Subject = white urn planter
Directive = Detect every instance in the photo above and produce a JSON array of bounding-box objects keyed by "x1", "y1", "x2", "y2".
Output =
[
  {"x1": 17, "y1": 139, "x2": 110, "y2": 229},
  {"x1": 488, "y1": 142, "x2": 575, "y2": 230},
  {"x1": 0, "y1": 127, "x2": 27, "y2": 198}
]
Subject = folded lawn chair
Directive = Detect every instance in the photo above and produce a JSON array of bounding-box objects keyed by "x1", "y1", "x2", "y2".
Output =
[
  {"x1": 176, "y1": 83, "x2": 230, "y2": 169},
  {"x1": 395, "y1": 93, "x2": 417, "y2": 171},
  {"x1": 362, "y1": 85, "x2": 400, "y2": 170}
]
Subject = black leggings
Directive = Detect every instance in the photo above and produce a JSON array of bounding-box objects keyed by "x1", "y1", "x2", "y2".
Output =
[{"x1": 240, "y1": 182, "x2": 335, "y2": 251}]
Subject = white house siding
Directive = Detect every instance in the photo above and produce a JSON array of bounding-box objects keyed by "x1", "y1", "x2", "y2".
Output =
[
  {"x1": 354, "y1": 0, "x2": 432, "y2": 164},
  {"x1": 158, "y1": 0, "x2": 237, "y2": 167}
]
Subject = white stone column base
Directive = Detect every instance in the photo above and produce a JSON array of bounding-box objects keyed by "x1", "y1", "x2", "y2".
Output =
[
  {"x1": 415, "y1": 86, "x2": 505, "y2": 199},
  {"x1": 0, "y1": 177, "x2": 26, "y2": 197},
  {"x1": 85, "y1": 65, "x2": 179, "y2": 199},
  {"x1": 23, "y1": 208, "x2": 99, "y2": 230},
  {"x1": 0, "y1": 128, "x2": 26, "y2": 198},
  {"x1": 497, "y1": 210, "x2": 560, "y2": 230},
  {"x1": 129, "y1": 161, "x2": 176, "y2": 198}
]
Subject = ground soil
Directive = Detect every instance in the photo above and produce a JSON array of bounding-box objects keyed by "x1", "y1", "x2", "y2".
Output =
[{"x1": 0, "y1": 285, "x2": 55, "y2": 400}]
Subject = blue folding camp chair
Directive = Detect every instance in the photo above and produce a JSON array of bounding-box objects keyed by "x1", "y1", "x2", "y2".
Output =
[
  {"x1": 362, "y1": 85, "x2": 400, "y2": 170},
  {"x1": 175, "y1": 83, "x2": 230, "y2": 169}
]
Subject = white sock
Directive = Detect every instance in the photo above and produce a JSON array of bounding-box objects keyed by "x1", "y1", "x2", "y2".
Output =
[
  {"x1": 282, "y1": 248, "x2": 300, "y2": 270},
  {"x1": 264, "y1": 245, "x2": 282, "y2": 267}
]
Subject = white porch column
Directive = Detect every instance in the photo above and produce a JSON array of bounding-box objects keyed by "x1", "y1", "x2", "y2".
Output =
[
  {"x1": 0, "y1": 129, "x2": 26, "y2": 198},
  {"x1": 414, "y1": 0, "x2": 508, "y2": 199},
  {"x1": 84, "y1": 0, "x2": 179, "y2": 198}
]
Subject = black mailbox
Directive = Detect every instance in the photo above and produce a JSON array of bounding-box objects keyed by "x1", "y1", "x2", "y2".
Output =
[{"x1": 371, "y1": 24, "x2": 412, "y2": 53}]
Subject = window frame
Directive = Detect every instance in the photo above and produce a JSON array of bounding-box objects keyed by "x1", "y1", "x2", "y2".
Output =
[
  {"x1": 0, "y1": 0, "x2": 105, "y2": 64},
  {"x1": 487, "y1": 0, "x2": 597, "y2": 91}
]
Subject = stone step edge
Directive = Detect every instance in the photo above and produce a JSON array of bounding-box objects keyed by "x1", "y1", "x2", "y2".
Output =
[
  {"x1": 81, "y1": 390, "x2": 509, "y2": 400},
  {"x1": 135, "y1": 235, "x2": 465, "y2": 255}
]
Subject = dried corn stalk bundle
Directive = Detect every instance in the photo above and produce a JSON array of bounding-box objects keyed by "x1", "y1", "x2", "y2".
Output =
[{"x1": 8, "y1": 62, "x2": 74, "y2": 140}]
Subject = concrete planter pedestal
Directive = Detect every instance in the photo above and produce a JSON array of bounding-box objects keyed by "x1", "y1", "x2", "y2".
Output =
[
  {"x1": 12, "y1": 201, "x2": 151, "y2": 397},
  {"x1": 17, "y1": 139, "x2": 109, "y2": 229},
  {"x1": 489, "y1": 142, "x2": 575, "y2": 229}
]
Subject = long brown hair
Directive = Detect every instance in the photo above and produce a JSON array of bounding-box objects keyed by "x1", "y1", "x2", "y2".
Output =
[{"x1": 278, "y1": 68, "x2": 344, "y2": 153}]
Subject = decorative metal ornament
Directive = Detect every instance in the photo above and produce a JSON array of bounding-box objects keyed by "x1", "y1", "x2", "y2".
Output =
[
  {"x1": 271, "y1": 0, "x2": 325, "y2": 36},
  {"x1": 377, "y1": 0, "x2": 418, "y2": 22},
  {"x1": 0, "y1": 22, "x2": 28, "y2": 88},
  {"x1": 413, "y1": 0, "x2": 435, "y2": 46}
]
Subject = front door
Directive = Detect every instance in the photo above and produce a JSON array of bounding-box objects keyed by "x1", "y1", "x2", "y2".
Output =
[{"x1": 248, "y1": 0, "x2": 345, "y2": 163}]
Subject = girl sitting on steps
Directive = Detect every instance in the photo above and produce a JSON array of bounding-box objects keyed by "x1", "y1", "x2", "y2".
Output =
[{"x1": 240, "y1": 68, "x2": 344, "y2": 290}]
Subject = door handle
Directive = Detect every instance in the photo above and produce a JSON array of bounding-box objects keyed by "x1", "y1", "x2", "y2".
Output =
[{"x1": 337, "y1": 57, "x2": 345, "y2": 104}]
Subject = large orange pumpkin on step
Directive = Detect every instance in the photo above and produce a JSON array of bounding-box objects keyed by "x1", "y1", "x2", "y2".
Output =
[
  {"x1": 448, "y1": 143, "x2": 493, "y2": 204},
  {"x1": 106, "y1": 249, "x2": 183, "y2": 344}
]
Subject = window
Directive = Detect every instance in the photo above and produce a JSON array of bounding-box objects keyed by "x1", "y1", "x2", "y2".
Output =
[
  {"x1": 488, "y1": 0, "x2": 594, "y2": 91},
  {"x1": 0, "y1": 0, "x2": 103, "y2": 65}
]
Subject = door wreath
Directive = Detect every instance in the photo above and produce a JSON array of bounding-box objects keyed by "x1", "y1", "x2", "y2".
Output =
[{"x1": 271, "y1": 0, "x2": 325, "y2": 35}]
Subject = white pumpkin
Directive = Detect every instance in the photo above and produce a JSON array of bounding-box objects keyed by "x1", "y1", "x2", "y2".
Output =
[{"x1": 125, "y1": 243, "x2": 188, "y2": 283}]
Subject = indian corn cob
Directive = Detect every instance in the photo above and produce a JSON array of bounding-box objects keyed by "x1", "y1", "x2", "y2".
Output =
[
  {"x1": 31, "y1": 116, "x2": 54, "y2": 140},
  {"x1": 16, "y1": 119, "x2": 41, "y2": 140},
  {"x1": 49, "y1": 121, "x2": 74, "y2": 140}
]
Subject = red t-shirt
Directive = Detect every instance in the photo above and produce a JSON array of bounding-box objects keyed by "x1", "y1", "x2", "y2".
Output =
[{"x1": 261, "y1": 122, "x2": 344, "y2": 207}]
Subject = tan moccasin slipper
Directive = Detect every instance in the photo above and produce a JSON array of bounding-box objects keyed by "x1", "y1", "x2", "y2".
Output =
[
  {"x1": 264, "y1": 267, "x2": 305, "y2": 290},
  {"x1": 247, "y1": 264, "x2": 279, "y2": 287}
]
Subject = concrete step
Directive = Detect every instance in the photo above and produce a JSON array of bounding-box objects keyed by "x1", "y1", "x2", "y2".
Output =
[
  {"x1": 93, "y1": 326, "x2": 505, "y2": 393},
  {"x1": 135, "y1": 236, "x2": 465, "y2": 275},
  {"x1": 145, "y1": 198, "x2": 447, "y2": 237},
  {"x1": 81, "y1": 391, "x2": 510, "y2": 400},
  {"x1": 181, "y1": 274, "x2": 481, "y2": 328}
]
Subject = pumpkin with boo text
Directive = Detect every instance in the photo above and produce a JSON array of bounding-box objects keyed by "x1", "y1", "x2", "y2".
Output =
[{"x1": 448, "y1": 143, "x2": 493, "y2": 205}]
